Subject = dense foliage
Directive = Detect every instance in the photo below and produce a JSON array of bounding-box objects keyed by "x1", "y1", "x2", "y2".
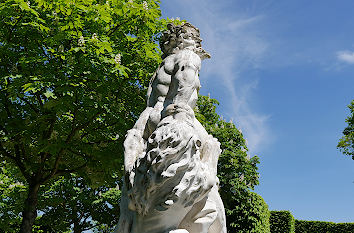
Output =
[
  {"x1": 237, "y1": 192, "x2": 270, "y2": 233},
  {"x1": 295, "y1": 220, "x2": 354, "y2": 233},
  {"x1": 195, "y1": 95, "x2": 268, "y2": 233},
  {"x1": 270, "y1": 210, "x2": 295, "y2": 233},
  {"x1": 0, "y1": 0, "x2": 165, "y2": 231},
  {"x1": 338, "y1": 100, "x2": 354, "y2": 160},
  {"x1": 269, "y1": 210, "x2": 354, "y2": 233},
  {"x1": 0, "y1": 162, "x2": 26, "y2": 231},
  {"x1": 36, "y1": 174, "x2": 121, "y2": 232},
  {"x1": 0, "y1": 0, "x2": 270, "y2": 232}
]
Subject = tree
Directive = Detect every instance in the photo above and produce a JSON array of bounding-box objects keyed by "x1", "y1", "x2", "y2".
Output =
[
  {"x1": 1, "y1": 167, "x2": 121, "y2": 233},
  {"x1": 36, "y1": 174, "x2": 120, "y2": 233},
  {"x1": 338, "y1": 100, "x2": 354, "y2": 160},
  {"x1": 0, "y1": 161, "x2": 26, "y2": 232},
  {"x1": 196, "y1": 95, "x2": 270, "y2": 232},
  {"x1": 0, "y1": 0, "x2": 269, "y2": 231},
  {"x1": 0, "y1": 0, "x2": 165, "y2": 232}
]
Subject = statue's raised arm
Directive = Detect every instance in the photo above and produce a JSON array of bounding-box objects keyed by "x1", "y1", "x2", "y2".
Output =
[{"x1": 116, "y1": 22, "x2": 226, "y2": 233}]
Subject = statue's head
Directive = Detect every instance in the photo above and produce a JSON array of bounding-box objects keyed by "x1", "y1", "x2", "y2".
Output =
[{"x1": 160, "y1": 22, "x2": 211, "y2": 60}]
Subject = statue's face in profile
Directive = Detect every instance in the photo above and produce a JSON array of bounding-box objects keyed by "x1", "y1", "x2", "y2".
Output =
[
  {"x1": 162, "y1": 32, "x2": 198, "y2": 54},
  {"x1": 178, "y1": 32, "x2": 197, "y2": 49}
]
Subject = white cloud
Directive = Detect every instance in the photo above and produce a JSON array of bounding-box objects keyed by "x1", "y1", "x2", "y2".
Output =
[
  {"x1": 337, "y1": 50, "x2": 354, "y2": 64},
  {"x1": 166, "y1": 0, "x2": 273, "y2": 153}
]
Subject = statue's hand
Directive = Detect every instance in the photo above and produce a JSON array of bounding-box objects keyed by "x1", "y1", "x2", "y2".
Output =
[
  {"x1": 200, "y1": 136, "x2": 221, "y2": 177},
  {"x1": 124, "y1": 128, "x2": 145, "y2": 173}
]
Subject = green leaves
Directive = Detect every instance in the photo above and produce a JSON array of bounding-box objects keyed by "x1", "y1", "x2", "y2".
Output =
[
  {"x1": 0, "y1": 162, "x2": 27, "y2": 232},
  {"x1": 43, "y1": 90, "x2": 56, "y2": 99},
  {"x1": 0, "y1": 0, "x2": 165, "y2": 231},
  {"x1": 0, "y1": 0, "x2": 164, "y2": 179},
  {"x1": 0, "y1": 1, "x2": 271, "y2": 232},
  {"x1": 100, "y1": 41, "x2": 113, "y2": 53},
  {"x1": 36, "y1": 174, "x2": 121, "y2": 232},
  {"x1": 338, "y1": 100, "x2": 354, "y2": 159},
  {"x1": 295, "y1": 219, "x2": 354, "y2": 233},
  {"x1": 270, "y1": 211, "x2": 295, "y2": 233},
  {"x1": 196, "y1": 95, "x2": 264, "y2": 232}
]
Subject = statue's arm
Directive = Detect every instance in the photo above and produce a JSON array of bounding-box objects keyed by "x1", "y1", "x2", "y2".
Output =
[
  {"x1": 193, "y1": 118, "x2": 221, "y2": 177},
  {"x1": 147, "y1": 64, "x2": 161, "y2": 107},
  {"x1": 124, "y1": 63, "x2": 162, "y2": 172},
  {"x1": 123, "y1": 107, "x2": 152, "y2": 172}
]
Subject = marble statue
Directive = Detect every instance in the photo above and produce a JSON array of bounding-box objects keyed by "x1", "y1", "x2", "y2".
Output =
[{"x1": 115, "y1": 22, "x2": 226, "y2": 233}]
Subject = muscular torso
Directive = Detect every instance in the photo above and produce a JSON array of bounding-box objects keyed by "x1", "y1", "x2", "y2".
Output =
[
  {"x1": 147, "y1": 55, "x2": 175, "y2": 107},
  {"x1": 144, "y1": 49, "x2": 201, "y2": 140},
  {"x1": 148, "y1": 50, "x2": 201, "y2": 107}
]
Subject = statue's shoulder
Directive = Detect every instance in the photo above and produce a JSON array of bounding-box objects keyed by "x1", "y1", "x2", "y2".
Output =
[
  {"x1": 177, "y1": 49, "x2": 201, "y2": 68},
  {"x1": 162, "y1": 54, "x2": 176, "y2": 75}
]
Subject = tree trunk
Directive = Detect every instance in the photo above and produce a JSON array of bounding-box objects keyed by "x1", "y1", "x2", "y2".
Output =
[
  {"x1": 73, "y1": 219, "x2": 82, "y2": 233},
  {"x1": 19, "y1": 182, "x2": 40, "y2": 233}
]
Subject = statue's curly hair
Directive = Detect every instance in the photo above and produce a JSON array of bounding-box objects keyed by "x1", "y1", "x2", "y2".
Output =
[{"x1": 160, "y1": 22, "x2": 210, "y2": 59}]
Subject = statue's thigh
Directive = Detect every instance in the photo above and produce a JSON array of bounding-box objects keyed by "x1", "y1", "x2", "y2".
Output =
[{"x1": 178, "y1": 192, "x2": 218, "y2": 233}]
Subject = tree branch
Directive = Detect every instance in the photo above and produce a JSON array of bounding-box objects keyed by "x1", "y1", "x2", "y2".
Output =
[
  {"x1": 82, "y1": 222, "x2": 102, "y2": 232},
  {"x1": 0, "y1": 142, "x2": 30, "y2": 181},
  {"x1": 80, "y1": 120, "x2": 119, "y2": 139},
  {"x1": 35, "y1": 92, "x2": 43, "y2": 107},
  {"x1": 67, "y1": 110, "x2": 104, "y2": 143},
  {"x1": 42, "y1": 162, "x2": 88, "y2": 183},
  {"x1": 41, "y1": 110, "x2": 103, "y2": 183},
  {"x1": 19, "y1": 96, "x2": 39, "y2": 114},
  {"x1": 67, "y1": 148, "x2": 87, "y2": 158},
  {"x1": 19, "y1": 142, "x2": 26, "y2": 160},
  {"x1": 107, "y1": 19, "x2": 129, "y2": 36},
  {"x1": 6, "y1": 14, "x2": 23, "y2": 43},
  {"x1": 83, "y1": 139, "x2": 116, "y2": 145},
  {"x1": 38, "y1": 152, "x2": 50, "y2": 174},
  {"x1": 3, "y1": 85, "x2": 13, "y2": 119}
]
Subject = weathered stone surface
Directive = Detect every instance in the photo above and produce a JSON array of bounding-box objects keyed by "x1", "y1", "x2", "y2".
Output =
[{"x1": 115, "y1": 22, "x2": 226, "y2": 233}]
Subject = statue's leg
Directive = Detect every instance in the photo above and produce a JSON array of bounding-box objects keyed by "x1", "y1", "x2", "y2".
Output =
[
  {"x1": 178, "y1": 189, "x2": 218, "y2": 233},
  {"x1": 207, "y1": 186, "x2": 227, "y2": 233},
  {"x1": 114, "y1": 183, "x2": 134, "y2": 233},
  {"x1": 178, "y1": 185, "x2": 227, "y2": 233}
]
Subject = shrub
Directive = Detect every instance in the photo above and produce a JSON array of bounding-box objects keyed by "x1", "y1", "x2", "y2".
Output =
[
  {"x1": 228, "y1": 192, "x2": 270, "y2": 233},
  {"x1": 295, "y1": 220, "x2": 354, "y2": 233},
  {"x1": 270, "y1": 210, "x2": 295, "y2": 233},
  {"x1": 195, "y1": 95, "x2": 266, "y2": 232},
  {"x1": 249, "y1": 192, "x2": 271, "y2": 233}
]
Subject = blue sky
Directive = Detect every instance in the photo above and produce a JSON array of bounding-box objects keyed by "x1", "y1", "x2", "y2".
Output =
[{"x1": 161, "y1": 0, "x2": 354, "y2": 223}]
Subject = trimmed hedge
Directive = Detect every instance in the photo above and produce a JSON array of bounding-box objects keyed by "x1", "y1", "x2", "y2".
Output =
[
  {"x1": 269, "y1": 210, "x2": 354, "y2": 233},
  {"x1": 295, "y1": 220, "x2": 354, "y2": 233},
  {"x1": 270, "y1": 210, "x2": 295, "y2": 233},
  {"x1": 248, "y1": 192, "x2": 271, "y2": 233},
  {"x1": 228, "y1": 192, "x2": 270, "y2": 233}
]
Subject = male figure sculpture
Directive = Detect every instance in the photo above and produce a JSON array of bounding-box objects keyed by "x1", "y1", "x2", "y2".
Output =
[{"x1": 115, "y1": 23, "x2": 227, "y2": 233}]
